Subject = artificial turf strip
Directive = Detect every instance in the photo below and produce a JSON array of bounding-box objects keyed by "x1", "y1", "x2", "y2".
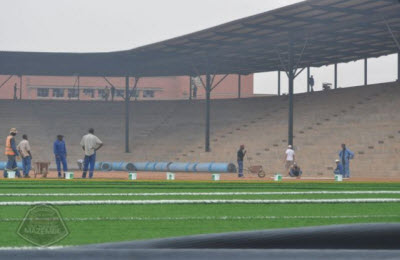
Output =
[
  {"x1": 1, "y1": 181, "x2": 400, "y2": 193},
  {"x1": 0, "y1": 203, "x2": 399, "y2": 247},
  {"x1": 2, "y1": 194, "x2": 400, "y2": 202},
  {"x1": 0, "y1": 181, "x2": 399, "y2": 247}
]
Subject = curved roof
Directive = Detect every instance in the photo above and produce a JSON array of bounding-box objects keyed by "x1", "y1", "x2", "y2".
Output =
[{"x1": 0, "y1": 0, "x2": 399, "y2": 77}]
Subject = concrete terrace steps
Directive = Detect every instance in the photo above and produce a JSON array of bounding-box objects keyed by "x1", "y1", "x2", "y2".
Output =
[
  {"x1": 0, "y1": 82, "x2": 399, "y2": 176},
  {"x1": 181, "y1": 83, "x2": 400, "y2": 177}
]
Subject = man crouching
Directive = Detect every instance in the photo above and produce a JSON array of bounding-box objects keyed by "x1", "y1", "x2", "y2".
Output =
[{"x1": 288, "y1": 163, "x2": 302, "y2": 179}]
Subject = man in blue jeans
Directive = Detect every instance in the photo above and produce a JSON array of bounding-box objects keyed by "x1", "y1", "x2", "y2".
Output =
[
  {"x1": 17, "y1": 134, "x2": 32, "y2": 178},
  {"x1": 54, "y1": 135, "x2": 68, "y2": 178},
  {"x1": 80, "y1": 128, "x2": 103, "y2": 179},
  {"x1": 4, "y1": 128, "x2": 21, "y2": 178}
]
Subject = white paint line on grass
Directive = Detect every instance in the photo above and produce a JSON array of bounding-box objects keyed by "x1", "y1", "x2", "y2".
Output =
[
  {"x1": 1, "y1": 198, "x2": 400, "y2": 206},
  {"x1": 0, "y1": 215, "x2": 399, "y2": 222},
  {"x1": 0, "y1": 246, "x2": 70, "y2": 250},
  {"x1": 1, "y1": 191, "x2": 400, "y2": 197}
]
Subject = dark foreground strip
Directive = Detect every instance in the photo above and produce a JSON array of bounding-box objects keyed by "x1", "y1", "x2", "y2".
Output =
[
  {"x1": 1, "y1": 224, "x2": 399, "y2": 259},
  {"x1": 0, "y1": 249, "x2": 399, "y2": 260}
]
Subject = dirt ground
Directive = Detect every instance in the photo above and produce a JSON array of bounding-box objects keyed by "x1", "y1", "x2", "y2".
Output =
[{"x1": 1, "y1": 170, "x2": 399, "y2": 183}]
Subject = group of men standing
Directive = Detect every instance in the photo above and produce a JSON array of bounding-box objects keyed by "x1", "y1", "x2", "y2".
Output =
[
  {"x1": 237, "y1": 143, "x2": 355, "y2": 179},
  {"x1": 3, "y1": 128, "x2": 31, "y2": 178},
  {"x1": 3, "y1": 128, "x2": 103, "y2": 179},
  {"x1": 284, "y1": 143, "x2": 354, "y2": 178}
]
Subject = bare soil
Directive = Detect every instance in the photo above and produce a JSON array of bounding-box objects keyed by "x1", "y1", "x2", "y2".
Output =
[{"x1": 1, "y1": 171, "x2": 399, "y2": 183}]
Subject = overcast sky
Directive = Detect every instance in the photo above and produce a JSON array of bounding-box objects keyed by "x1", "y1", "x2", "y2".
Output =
[{"x1": 0, "y1": 0, "x2": 398, "y2": 94}]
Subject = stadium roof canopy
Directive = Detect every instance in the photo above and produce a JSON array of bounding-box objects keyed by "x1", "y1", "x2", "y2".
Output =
[{"x1": 0, "y1": 0, "x2": 399, "y2": 77}]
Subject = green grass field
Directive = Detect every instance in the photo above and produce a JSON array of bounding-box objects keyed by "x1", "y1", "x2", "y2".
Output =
[{"x1": 1, "y1": 180, "x2": 400, "y2": 247}]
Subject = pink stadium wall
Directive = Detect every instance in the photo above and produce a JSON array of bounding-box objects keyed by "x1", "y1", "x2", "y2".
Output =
[{"x1": 0, "y1": 74, "x2": 254, "y2": 101}]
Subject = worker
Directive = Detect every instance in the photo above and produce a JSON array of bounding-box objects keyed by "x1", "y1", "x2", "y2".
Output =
[
  {"x1": 193, "y1": 85, "x2": 198, "y2": 99},
  {"x1": 309, "y1": 75, "x2": 315, "y2": 92},
  {"x1": 4, "y1": 128, "x2": 21, "y2": 178},
  {"x1": 334, "y1": 159, "x2": 344, "y2": 176},
  {"x1": 339, "y1": 144, "x2": 354, "y2": 178},
  {"x1": 237, "y1": 145, "x2": 246, "y2": 178},
  {"x1": 13, "y1": 83, "x2": 18, "y2": 100},
  {"x1": 17, "y1": 134, "x2": 32, "y2": 178},
  {"x1": 284, "y1": 145, "x2": 295, "y2": 171},
  {"x1": 54, "y1": 135, "x2": 68, "y2": 178},
  {"x1": 289, "y1": 163, "x2": 302, "y2": 179},
  {"x1": 80, "y1": 128, "x2": 103, "y2": 179},
  {"x1": 111, "y1": 86, "x2": 116, "y2": 101},
  {"x1": 104, "y1": 86, "x2": 110, "y2": 101}
]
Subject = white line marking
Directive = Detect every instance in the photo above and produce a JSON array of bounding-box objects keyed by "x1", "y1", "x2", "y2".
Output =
[
  {"x1": 1, "y1": 215, "x2": 398, "y2": 222},
  {"x1": 1, "y1": 198, "x2": 400, "y2": 206},
  {"x1": 1, "y1": 191, "x2": 400, "y2": 197},
  {"x1": 0, "y1": 246, "x2": 70, "y2": 250}
]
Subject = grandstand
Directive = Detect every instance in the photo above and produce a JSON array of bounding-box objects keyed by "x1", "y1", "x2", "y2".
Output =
[{"x1": 1, "y1": 81, "x2": 398, "y2": 178}]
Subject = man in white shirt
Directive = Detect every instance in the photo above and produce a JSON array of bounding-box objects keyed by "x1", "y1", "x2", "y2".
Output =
[
  {"x1": 284, "y1": 145, "x2": 295, "y2": 171},
  {"x1": 80, "y1": 128, "x2": 103, "y2": 179},
  {"x1": 17, "y1": 134, "x2": 32, "y2": 178}
]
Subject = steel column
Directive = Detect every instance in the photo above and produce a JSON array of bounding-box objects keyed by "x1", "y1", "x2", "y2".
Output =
[
  {"x1": 205, "y1": 73, "x2": 211, "y2": 152},
  {"x1": 288, "y1": 40, "x2": 295, "y2": 147},
  {"x1": 77, "y1": 75, "x2": 80, "y2": 100},
  {"x1": 125, "y1": 76, "x2": 130, "y2": 153},
  {"x1": 307, "y1": 67, "x2": 310, "y2": 92},
  {"x1": 364, "y1": 58, "x2": 368, "y2": 86},
  {"x1": 19, "y1": 75, "x2": 22, "y2": 100},
  {"x1": 189, "y1": 77, "x2": 192, "y2": 100},
  {"x1": 334, "y1": 63, "x2": 338, "y2": 89},
  {"x1": 278, "y1": 71, "x2": 281, "y2": 96},
  {"x1": 398, "y1": 52, "x2": 400, "y2": 82},
  {"x1": 238, "y1": 74, "x2": 241, "y2": 98}
]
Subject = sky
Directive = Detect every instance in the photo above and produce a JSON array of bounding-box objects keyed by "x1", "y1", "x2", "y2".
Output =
[{"x1": 0, "y1": 0, "x2": 398, "y2": 94}]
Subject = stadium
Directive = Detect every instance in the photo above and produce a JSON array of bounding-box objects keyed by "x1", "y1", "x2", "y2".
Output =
[{"x1": 0, "y1": 0, "x2": 400, "y2": 259}]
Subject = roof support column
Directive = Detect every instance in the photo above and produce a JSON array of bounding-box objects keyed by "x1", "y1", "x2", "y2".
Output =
[
  {"x1": 278, "y1": 71, "x2": 281, "y2": 96},
  {"x1": 238, "y1": 74, "x2": 241, "y2": 99},
  {"x1": 398, "y1": 52, "x2": 400, "y2": 82},
  {"x1": 307, "y1": 67, "x2": 310, "y2": 93},
  {"x1": 19, "y1": 75, "x2": 23, "y2": 100},
  {"x1": 125, "y1": 76, "x2": 130, "y2": 153},
  {"x1": 77, "y1": 75, "x2": 80, "y2": 100},
  {"x1": 205, "y1": 73, "x2": 211, "y2": 152},
  {"x1": 334, "y1": 63, "x2": 338, "y2": 89},
  {"x1": 288, "y1": 39, "x2": 295, "y2": 147},
  {"x1": 364, "y1": 58, "x2": 368, "y2": 86},
  {"x1": 189, "y1": 77, "x2": 192, "y2": 100}
]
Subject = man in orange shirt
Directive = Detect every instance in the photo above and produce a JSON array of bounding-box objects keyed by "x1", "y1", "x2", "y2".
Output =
[{"x1": 4, "y1": 128, "x2": 21, "y2": 178}]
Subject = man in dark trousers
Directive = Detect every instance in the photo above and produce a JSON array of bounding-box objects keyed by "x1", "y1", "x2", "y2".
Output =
[
  {"x1": 237, "y1": 145, "x2": 246, "y2": 178},
  {"x1": 309, "y1": 75, "x2": 315, "y2": 92},
  {"x1": 13, "y1": 84, "x2": 18, "y2": 100},
  {"x1": 111, "y1": 86, "x2": 116, "y2": 101},
  {"x1": 104, "y1": 86, "x2": 110, "y2": 101},
  {"x1": 289, "y1": 163, "x2": 302, "y2": 179},
  {"x1": 193, "y1": 85, "x2": 198, "y2": 99},
  {"x1": 54, "y1": 135, "x2": 68, "y2": 178}
]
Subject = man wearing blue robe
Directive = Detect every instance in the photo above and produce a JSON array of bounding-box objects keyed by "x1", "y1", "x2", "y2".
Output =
[{"x1": 339, "y1": 144, "x2": 354, "y2": 178}]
